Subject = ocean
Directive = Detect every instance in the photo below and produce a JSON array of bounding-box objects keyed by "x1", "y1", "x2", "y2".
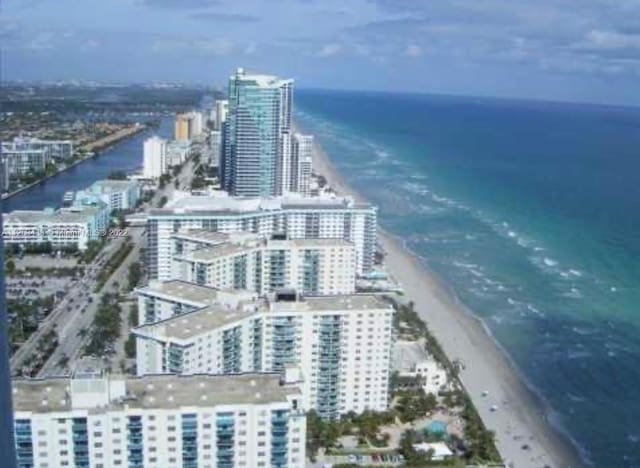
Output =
[{"x1": 296, "y1": 89, "x2": 640, "y2": 468}]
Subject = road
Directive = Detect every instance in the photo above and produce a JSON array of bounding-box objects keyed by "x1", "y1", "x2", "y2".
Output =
[
  {"x1": 30, "y1": 151, "x2": 198, "y2": 377},
  {"x1": 37, "y1": 227, "x2": 145, "y2": 377},
  {"x1": 10, "y1": 236, "x2": 126, "y2": 375}
]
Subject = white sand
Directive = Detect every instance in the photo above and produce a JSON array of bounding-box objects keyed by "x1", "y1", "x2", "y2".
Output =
[{"x1": 312, "y1": 141, "x2": 584, "y2": 468}]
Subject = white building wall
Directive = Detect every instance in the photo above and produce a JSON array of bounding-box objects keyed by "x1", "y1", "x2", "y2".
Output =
[{"x1": 143, "y1": 136, "x2": 167, "y2": 179}]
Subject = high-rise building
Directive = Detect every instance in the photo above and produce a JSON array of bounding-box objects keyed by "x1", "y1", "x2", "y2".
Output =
[
  {"x1": 222, "y1": 68, "x2": 293, "y2": 197},
  {"x1": 291, "y1": 133, "x2": 314, "y2": 195},
  {"x1": 209, "y1": 129, "x2": 222, "y2": 168},
  {"x1": 143, "y1": 136, "x2": 167, "y2": 179},
  {"x1": 146, "y1": 192, "x2": 377, "y2": 280},
  {"x1": 170, "y1": 230, "x2": 356, "y2": 296},
  {"x1": 214, "y1": 100, "x2": 229, "y2": 131},
  {"x1": 134, "y1": 287, "x2": 394, "y2": 419},
  {"x1": 175, "y1": 114, "x2": 192, "y2": 142},
  {"x1": 12, "y1": 365, "x2": 306, "y2": 468}
]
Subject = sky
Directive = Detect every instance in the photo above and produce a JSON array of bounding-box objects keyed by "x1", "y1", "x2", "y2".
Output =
[{"x1": 1, "y1": 0, "x2": 640, "y2": 106}]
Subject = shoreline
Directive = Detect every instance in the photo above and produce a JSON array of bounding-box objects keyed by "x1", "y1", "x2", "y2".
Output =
[
  {"x1": 310, "y1": 136, "x2": 585, "y2": 467},
  {"x1": 2, "y1": 124, "x2": 147, "y2": 201}
]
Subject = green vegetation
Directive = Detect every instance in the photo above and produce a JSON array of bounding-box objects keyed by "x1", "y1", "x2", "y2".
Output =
[
  {"x1": 94, "y1": 240, "x2": 133, "y2": 292},
  {"x1": 127, "y1": 261, "x2": 142, "y2": 291},
  {"x1": 307, "y1": 410, "x2": 396, "y2": 460},
  {"x1": 83, "y1": 293, "x2": 122, "y2": 357},
  {"x1": 190, "y1": 163, "x2": 208, "y2": 190},
  {"x1": 8, "y1": 296, "x2": 55, "y2": 347},
  {"x1": 387, "y1": 296, "x2": 501, "y2": 464},
  {"x1": 158, "y1": 173, "x2": 171, "y2": 189},
  {"x1": 80, "y1": 239, "x2": 106, "y2": 264},
  {"x1": 157, "y1": 196, "x2": 168, "y2": 208},
  {"x1": 395, "y1": 389, "x2": 438, "y2": 423}
]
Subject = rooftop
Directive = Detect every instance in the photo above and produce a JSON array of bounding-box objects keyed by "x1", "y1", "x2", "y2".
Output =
[
  {"x1": 150, "y1": 192, "x2": 373, "y2": 217},
  {"x1": 135, "y1": 294, "x2": 391, "y2": 341},
  {"x1": 137, "y1": 280, "x2": 256, "y2": 307},
  {"x1": 13, "y1": 373, "x2": 300, "y2": 413},
  {"x1": 135, "y1": 303, "x2": 259, "y2": 341},
  {"x1": 4, "y1": 206, "x2": 104, "y2": 224}
]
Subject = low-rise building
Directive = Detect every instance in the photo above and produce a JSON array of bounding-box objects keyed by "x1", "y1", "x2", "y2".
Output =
[
  {"x1": 393, "y1": 340, "x2": 450, "y2": 396},
  {"x1": 134, "y1": 285, "x2": 394, "y2": 419},
  {"x1": 12, "y1": 365, "x2": 306, "y2": 468},
  {"x1": 75, "y1": 179, "x2": 141, "y2": 213},
  {"x1": 3, "y1": 204, "x2": 110, "y2": 251},
  {"x1": 171, "y1": 230, "x2": 356, "y2": 296}
]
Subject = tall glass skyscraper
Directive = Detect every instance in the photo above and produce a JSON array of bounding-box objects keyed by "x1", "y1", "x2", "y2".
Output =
[{"x1": 222, "y1": 68, "x2": 293, "y2": 197}]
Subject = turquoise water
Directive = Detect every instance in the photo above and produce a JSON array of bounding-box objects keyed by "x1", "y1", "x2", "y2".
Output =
[{"x1": 296, "y1": 90, "x2": 640, "y2": 467}]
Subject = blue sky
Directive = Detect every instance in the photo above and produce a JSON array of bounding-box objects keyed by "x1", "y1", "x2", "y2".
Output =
[{"x1": 2, "y1": 0, "x2": 640, "y2": 105}]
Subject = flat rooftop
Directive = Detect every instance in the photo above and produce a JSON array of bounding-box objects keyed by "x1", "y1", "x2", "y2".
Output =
[
  {"x1": 151, "y1": 193, "x2": 373, "y2": 216},
  {"x1": 135, "y1": 294, "x2": 391, "y2": 341},
  {"x1": 4, "y1": 207, "x2": 102, "y2": 224},
  {"x1": 13, "y1": 373, "x2": 299, "y2": 413},
  {"x1": 172, "y1": 230, "x2": 262, "y2": 246},
  {"x1": 137, "y1": 280, "x2": 256, "y2": 306},
  {"x1": 135, "y1": 303, "x2": 259, "y2": 341}
]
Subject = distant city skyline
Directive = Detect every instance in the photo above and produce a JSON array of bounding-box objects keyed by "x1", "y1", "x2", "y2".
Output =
[{"x1": 1, "y1": 0, "x2": 640, "y2": 106}]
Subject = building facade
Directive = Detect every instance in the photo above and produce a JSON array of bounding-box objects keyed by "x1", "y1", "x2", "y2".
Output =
[
  {"x1": 222, "y1": 68, "x2": 293, "y2": 197},
  {"x1": 13, "y1": 369, "x2": 306, "y2": 468},
  {"x1": 147, "y1": 193, "x2": 377, "y2": 280},
  {"x1": 170, "y1": 230, "x2": 356, "y2": 296},
  {"x1": 12, "y1": 137, "x2": 73, "y2": 161},
  {"x1": 1, "y1": 146, "x2": 49, "y2": 177},
  {"x1": 134, "y1": 289, "x2": 394, "y2": 419},
  {"x1": 143, "y1": 136, "x2": 168, "y2": 180},
  {"x1": 76, "y1": 180, "x2": 140, "y2": 213},
  {"x1": 290, "y1": 133, "x2": 313, "y2": 196},
  {"x1": 3, "y1": 205, "x2": 110, "y2": 251}
]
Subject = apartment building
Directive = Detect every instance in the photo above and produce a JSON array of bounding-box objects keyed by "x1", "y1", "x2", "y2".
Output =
[
  {"x1": 134, "y1": 287, "x2": 394, "y2": 419},
  {"x1": 170, "y1": 230, "x2": 356, "y2": 296},
  {"x1": 147, "y1": 192, "x2": 377, "y2": 280},
  {"x1": 13, "y1": 367, "x2": 306, "y2": 468}
]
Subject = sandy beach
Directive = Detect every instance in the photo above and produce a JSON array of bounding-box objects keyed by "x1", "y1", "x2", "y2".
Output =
[{"x1": 311, "y1": 140, "x2": 585, "y2": 468}]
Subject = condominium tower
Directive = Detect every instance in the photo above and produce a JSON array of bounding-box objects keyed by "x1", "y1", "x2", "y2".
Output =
[
  {"x1": 12, "y1": 365, "x2": 306, "y2": 468},
  {"x1": 146, "y1": 192, "x2": 377, "y2": 280},
  {"x1": 134, "y1": 286, "x2": 394, "y2": 419},
  {"x1": 222, "y1": 68, "x2": 293, "y2": 197},
  {"x1": 170, "y1": 230, "x2": 356, "y2": 296}
]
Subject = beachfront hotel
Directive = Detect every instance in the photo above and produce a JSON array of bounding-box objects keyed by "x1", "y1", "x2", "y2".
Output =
[
  {"x1": 146, "y1": 191, "x2": 377, "y2": 280},
  {"x1": 221, "y1": 68, "x2": 293, "y2": 197},
  {"x1": 170, "y1": 230, "x2": 356, "y2": 296},
  {"x1": 12, "y1": 363, "x2": 306, "y2": 468},
  {"x1": 134, "y1": 286, "x2": 394, "y2": 419}
]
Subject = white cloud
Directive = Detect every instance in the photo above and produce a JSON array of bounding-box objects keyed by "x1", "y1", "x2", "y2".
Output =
[{"x1": 316, "y1": 43, "x2": 342, "y2": 57}]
